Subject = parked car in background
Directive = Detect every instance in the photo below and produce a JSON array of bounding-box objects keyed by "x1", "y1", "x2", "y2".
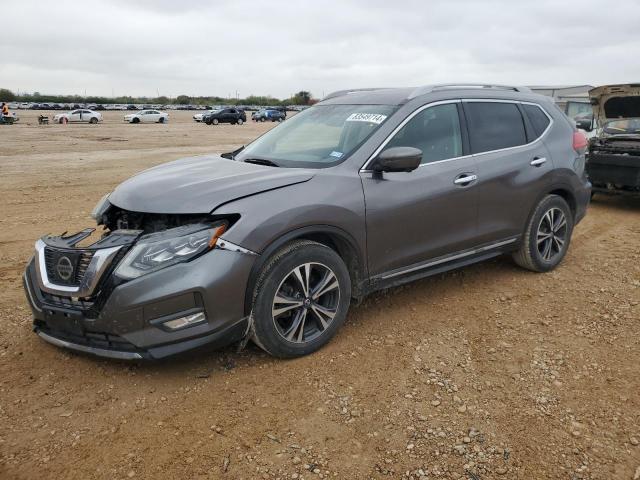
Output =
[
  {"x1": 193, "y1": 110, "x2": 216, "y2": 122},
  {"x1": 252, "y1": 108, "x2": 286, "y2": 122},
  {"x1": 585, "y1": 84, "x2": 640, "y2": 197},
  {"x1": 53, "y1": 109, "x2": 102, "y2": 124},
  {"x1": 203, "y1": 108, "x2": 246, "y2": 125},
  {"x1": 23, "y1": 83, "x2": 590, "y2": 360},
  {"x1": 124, "y1": 110, "x2": 169, "y2": 124}
]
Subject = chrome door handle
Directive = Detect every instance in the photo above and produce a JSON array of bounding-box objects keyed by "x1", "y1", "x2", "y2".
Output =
[
  {"x1": 530, "y1": 157, "x2": 547, "y2": 167},
  {"x1": 453, "y1": 174, "x2": 478, "y2": 185}
]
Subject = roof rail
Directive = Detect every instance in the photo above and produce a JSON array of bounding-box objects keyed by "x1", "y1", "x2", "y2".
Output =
[
  {"x1": 323, "y1": 88, "x2": 388, "y2": 100},
  {"x1": 408, "y1": 83, "x2": 532, "y2": 99}
]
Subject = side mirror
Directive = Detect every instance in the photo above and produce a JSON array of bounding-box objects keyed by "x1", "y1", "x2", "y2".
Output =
[
  {"x1": 373, "y1": 147, "x2": 422, "y2": 173},
  {"x1": 576, "y1": 118, "x2": 593, "y2": 132}
]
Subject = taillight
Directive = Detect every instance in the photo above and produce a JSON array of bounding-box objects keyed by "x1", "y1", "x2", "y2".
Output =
[{"x1": 573, "y1": 130, "x2": 588, "y2": 151}]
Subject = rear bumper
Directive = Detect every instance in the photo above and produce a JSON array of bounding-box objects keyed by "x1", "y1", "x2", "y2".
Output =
[{"x1": 24, "y1": 245, "x2": 257, "y2": 360}]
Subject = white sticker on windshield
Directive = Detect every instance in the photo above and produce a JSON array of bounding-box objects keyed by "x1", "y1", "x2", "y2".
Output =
[
  {"x1": 329, "y1": 151, "x2": 343, "y2": 158},
  {"x1": 346, "y1": 113, "x2": 387, "y2": 124}
]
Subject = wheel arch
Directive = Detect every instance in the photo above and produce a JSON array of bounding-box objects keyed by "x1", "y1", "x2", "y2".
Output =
[
  {"x1": 517, "y1": 183, "x2": 578, "y2": 250},
  {"x1": 243, "y1": 225, "x2": 367, "y2": 315},
  {"x1": 547, "y1": 186, "x2": 577, "y2": 219}
]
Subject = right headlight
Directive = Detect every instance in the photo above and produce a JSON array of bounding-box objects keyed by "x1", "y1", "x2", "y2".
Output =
[{"x1": 114, "y1": 223, "x2": 227, "y2": 280}]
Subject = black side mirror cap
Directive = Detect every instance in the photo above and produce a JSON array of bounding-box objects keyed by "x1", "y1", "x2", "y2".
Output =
[{"x1": 373, "y1": 147, "x2": 422, "y2": 173}]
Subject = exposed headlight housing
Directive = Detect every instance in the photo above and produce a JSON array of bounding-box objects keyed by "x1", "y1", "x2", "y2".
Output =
[
  {"x1": 91, "y1": 193, "x2": 111, "y2": 222},
  {"x1": 114, "y1": 223, "x2": 227, "y2": 280}
]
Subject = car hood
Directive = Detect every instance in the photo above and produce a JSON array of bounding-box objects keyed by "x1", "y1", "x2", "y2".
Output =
[
  {"x1": 108, "y1": 155, "x2": 316, "y2": 214},
  {"x1": 590, "y1": 84, "x2": 640, "y2": 126}
]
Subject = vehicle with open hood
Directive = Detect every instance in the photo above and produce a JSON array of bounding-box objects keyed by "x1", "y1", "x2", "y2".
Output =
[
  {"x1": 23, "y1": 83, "x2": 590, "y2": 360},
  {"x1": 585, "y1": 84, "x2": 640, "y2": 197}
]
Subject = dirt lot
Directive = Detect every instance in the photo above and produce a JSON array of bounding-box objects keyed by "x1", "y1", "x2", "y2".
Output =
[{"x1": 0, "y1": 110, "x2": 639, "y2": 480}]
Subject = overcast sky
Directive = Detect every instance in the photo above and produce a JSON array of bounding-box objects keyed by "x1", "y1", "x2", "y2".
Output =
[{"x1": 2, "y1": 0, "x2": 639, "y2": 99}]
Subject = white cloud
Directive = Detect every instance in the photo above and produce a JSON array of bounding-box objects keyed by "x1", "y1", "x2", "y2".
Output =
[{"x1": 1, "y1": 0, "x2": 639, "y2": 98}]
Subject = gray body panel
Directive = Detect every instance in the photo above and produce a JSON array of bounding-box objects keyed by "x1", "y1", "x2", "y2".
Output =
[
  {"x1": 360, "y1": 157, "x2": 479, "y2": 276},
  {"x1": 109, "y1": 155, "x2": 315, "y2": 214}
]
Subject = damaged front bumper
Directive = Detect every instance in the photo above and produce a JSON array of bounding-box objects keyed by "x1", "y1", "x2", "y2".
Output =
[{"x1": 24, "y1": 228, "x2": 257, "y2": 359}]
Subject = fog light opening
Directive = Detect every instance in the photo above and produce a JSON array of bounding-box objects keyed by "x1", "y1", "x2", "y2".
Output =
[{"x1": 162, "y1": 312, "x2": 206, "y2": 331}]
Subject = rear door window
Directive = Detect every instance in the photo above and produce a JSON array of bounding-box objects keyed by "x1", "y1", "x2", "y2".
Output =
[
  {"x1": 522, "y1": 104, "x2": 551, "y2": 138},
  {"x1": 464, "y1": 102, "x2": 527, "y2": 153}
]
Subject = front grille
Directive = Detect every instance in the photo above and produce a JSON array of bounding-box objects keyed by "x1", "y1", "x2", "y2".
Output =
[
  {"x1": 35, "y1": 320, "x2": 140, "y2": 353},
  {"x1": 44, "y1": 248, "x2": 95, "y2": 286},
  {"x1": 36, "y1": 247, "x2": 128, "y2": 317},
  {"x1": 41, "y1": 293, "x2": 95, "y2": 310}
]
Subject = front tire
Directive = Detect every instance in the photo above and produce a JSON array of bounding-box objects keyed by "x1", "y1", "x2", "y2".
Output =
[
  {"x1": 212, "y1": 118, "x2": 219, "y2": 125},
  {"x1": 89, "y1": 117, "x2": 98, "y2": 124},
  {"x1": 513, "y1": 195, "x2": 574, "y2": 272},
  {"x1": 251, "y1": 240, "x2": 351, "y2": 358},
  {"x1": 132, "y1": 117, "x2": 140, "y2": 124}
]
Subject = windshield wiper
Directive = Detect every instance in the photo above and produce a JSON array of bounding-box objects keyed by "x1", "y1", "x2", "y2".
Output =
[
  {"x1": 243, "y1": 158, "x2": 280, "y2": 167},
  {"x1": 221, "y1": 145, "x2": 245, "y2": 160}
]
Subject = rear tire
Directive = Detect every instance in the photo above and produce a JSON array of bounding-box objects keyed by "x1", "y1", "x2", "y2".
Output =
[
  {"x1": 251, "y1": 240, "x2": 351, "y2": 358},
  {"x1": 159, "y1": 117, "x2": 165, "y2": 124},
  {"x1": 237, "y1": 118, "x2": 243, "y2": 125},
  {"x1": 513, "y1": 195, "x2": 574, "y2": 272}
]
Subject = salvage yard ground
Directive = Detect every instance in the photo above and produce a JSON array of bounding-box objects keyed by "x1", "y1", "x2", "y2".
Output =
[{"x1": 0, "y1": 110, "x2": 639, "y2": 479}]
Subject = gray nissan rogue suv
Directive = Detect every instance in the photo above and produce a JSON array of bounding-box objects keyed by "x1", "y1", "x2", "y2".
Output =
[{"x1": 23, "y1": 84, "x2": 591, "y2": 359}]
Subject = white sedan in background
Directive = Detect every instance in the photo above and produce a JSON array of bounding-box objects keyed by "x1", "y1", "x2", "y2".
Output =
[
  {"x1": 193, "y1": 109, "x2": 217, "y2": 122},
  {"x1": 53, "y1": 109, "x2": 102, "y2": 124},
  {"x1": 124, "y1": 110, "x2": 169, "y2": 124}
]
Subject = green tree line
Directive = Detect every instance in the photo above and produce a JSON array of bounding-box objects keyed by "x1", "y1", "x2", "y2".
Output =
[{"x1": 0, "y1": 88, "x2": 315, "y2": 106}]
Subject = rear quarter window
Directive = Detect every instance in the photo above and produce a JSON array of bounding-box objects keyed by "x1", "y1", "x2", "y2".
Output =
[
  {"x1": 464, "y1": 102, "x2": 527, "y2": 153},
  {"x1": 522, "y1": 104, "x2": 551, "y2": 138}
]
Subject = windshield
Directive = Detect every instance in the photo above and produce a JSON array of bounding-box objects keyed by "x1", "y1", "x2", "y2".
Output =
[
  {"x1": 237, "y1": 104, "x2": 397, "y2": 168},
  {"x1": 602, "y1": 118, "x2": 640, "y2": 135}
]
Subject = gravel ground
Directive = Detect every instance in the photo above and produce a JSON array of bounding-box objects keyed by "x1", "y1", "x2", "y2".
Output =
[{"x1": 0, "y1": 110, "x2": 639, "y2": 480}]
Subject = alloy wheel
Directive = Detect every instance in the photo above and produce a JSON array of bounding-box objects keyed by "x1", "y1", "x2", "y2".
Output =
[
  {"x1": 271, "y1": 262, "x2": 340, "y2": 344},
  {"x1": 536, "y1": 207, "x2": 567, "y2": 262}
]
